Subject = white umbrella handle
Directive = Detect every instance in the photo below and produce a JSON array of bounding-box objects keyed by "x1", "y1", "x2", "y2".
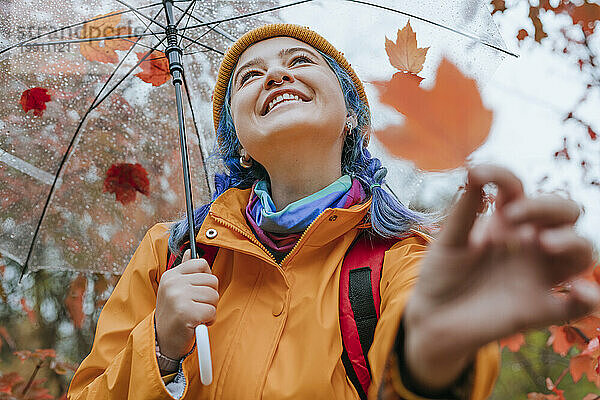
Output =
[{"x1": 195, "y1": 324, "x2": 212, "y2": 385}]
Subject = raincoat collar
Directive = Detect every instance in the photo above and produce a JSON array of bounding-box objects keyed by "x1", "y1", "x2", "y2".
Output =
[{"x1": 196, "y1": 186, "x2": 372, "y2": 265}]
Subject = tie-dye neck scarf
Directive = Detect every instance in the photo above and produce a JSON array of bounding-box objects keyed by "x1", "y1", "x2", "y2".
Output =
[{"x1": 245, "y1": 175, "x2": 367, "y2": 260}]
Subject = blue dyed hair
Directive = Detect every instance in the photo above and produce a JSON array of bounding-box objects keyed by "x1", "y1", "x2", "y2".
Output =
[{"x1": 168, "y1": 50, "x2": 431, "y2": 255}]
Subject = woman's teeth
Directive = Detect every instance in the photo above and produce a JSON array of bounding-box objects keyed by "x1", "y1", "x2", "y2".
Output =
[{"x1": 266, "y1": 93, "x2": 302, "y2": 114}]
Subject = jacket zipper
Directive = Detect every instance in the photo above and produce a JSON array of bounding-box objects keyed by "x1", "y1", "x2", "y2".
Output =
[
  {"x1": 209, "y1": 209, "x2": 332, "y2": 267},
  {"x1": 209, "y1": 213, "x2": 279, "y2": 266},
  {"x1": 279, "y1": 209, "x2": 332, "y2": 266}
]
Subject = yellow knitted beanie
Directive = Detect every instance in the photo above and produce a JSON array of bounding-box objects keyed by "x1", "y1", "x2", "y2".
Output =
[{"x1": 212, "y1": 23, "x2": 370, "y2": 146}]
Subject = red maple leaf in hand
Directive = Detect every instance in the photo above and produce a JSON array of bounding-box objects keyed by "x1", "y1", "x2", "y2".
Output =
[
  {"x1": 103, "y1": 163, "x2": 150, "y2": 205},
  {"x1": 20, "y1": 87, "x2": 52, "y2": 116}
]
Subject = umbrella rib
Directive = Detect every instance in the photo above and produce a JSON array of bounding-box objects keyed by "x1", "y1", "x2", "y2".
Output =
[
  {"x1": 342, "y1": 0, "x2": 518, "y2": 58},
  {"x1": 176, "y1": 0, "x2": 199, "y2": 47},
  {"x1": 90, "y1": 38, "x2": 167, "y2": 110},
  {"x1": 183, "y1": 49, "x2": 211, "y2": 56},
  {"x1": 126, "y1": 4, "x2": 165, "y2": 44},
  {"x1": 176, "y1": 32, "x2": 224, "y2": 55},
  {"x1": 0, "y1": 2, "x2": 163, "y2": 57},
  {"x1": 15, "y1": 33, "x2": 156, "y2": 48},
  {"x1": 181, "y1": 23, "x2": 223, "y2": 53},
  {"x1": 18, "y1": 11, "x2": 165, "y2": 278},
  {"x1": 171, "y1": 3, "x2": 236, "y2": 43},
  {"x1": 115, "y1": 0, "x2": 167, "y2": 30},
  {"x1": 179, "y1": 0, "x2": 316, "y2": 31},
  {"x1": 182, "y1": 71, "x2": 213, "y2": 197}
]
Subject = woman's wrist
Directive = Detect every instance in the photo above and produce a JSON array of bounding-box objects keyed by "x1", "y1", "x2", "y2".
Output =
[
  {"x1": 154, "y1": 318, "x2": 180, "y2": 375},
  {"x1": 155, "y1": 338, "x2": 180, "y2": 374},
  {"x1": 401, "y1": 304, "x2": 478, "y2": 395}
]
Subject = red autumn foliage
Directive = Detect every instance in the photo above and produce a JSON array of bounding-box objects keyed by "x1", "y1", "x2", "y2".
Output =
[
  {"x1": 490, "y1": 0, "x2": 506, "y2": 14},
  {"x1": 103, "y1": 163, "x2": 150, "y2": 205},
  {"x1": 570, "y1": 336, "x2": 600, "y2": 387},
  {"x1": 14, "y1": 348, "x2": 56, "y2": 363},
  {"x1": 0, "y1": 372, "x2": 53, "y2": 400},
  {"x1": 64, "y1": 275, "x2": 87, "y2": 329},
  {"x1": 547, "y1": 316, "x2": 600, "y2": 356},
  {"x1": 19, "y1": 298, "x2": 36, "y2": 324},
  {"x1": 135, "y1": 51, "x2": 171, "y2": 87},
  {"x1": 19, "y1": 88, "x2": 51, "y2": 117},
  {"x1": 517, "y1": 29, "x2": 529, "y2": 41},
  {"x1": 500, "y1": 332, "x2": 526, "y2": 352}
]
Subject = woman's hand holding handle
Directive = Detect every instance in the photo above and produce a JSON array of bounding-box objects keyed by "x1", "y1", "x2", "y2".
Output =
[
  {"x1": 402, "y1": 165, "x2": 600, "y2": 393},
  {"x1": 155, "y1": 249, "x2": 219, "y2": 361}
]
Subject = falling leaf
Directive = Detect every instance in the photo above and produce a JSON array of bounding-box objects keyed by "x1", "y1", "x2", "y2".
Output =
[
  {"x1": 135, "y1": 51, "x2": 171, "y2": 87},
  {"x1": 79, "y1": 11, "x2": 135, "y2": 64},
  {"x1": 385, "y1": 21, "x2": 429, "y2": 78},
  {"x1": 65, "y1": 275, "x2": 87, "y2": 329},
  {"x1": 103, "y1": 163, "x2": 150, "y2": 205},
  {"x1": 374, "y1": 58, "x2": 493, "y2": 171},
  {"x1": 500, "y1": 332, "x2": 526, "y2": 352},
  {"x1": 20, "y1": 87, "x2": 52, "y2": 117}
]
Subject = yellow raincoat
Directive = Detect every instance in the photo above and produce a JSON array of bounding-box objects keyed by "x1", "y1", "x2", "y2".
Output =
[{"x1": 68, "y1": 187, "x2": 499, "y2": 400}]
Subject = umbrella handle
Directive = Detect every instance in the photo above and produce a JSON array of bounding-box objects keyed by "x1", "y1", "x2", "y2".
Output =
[{"x1": 195, "y1": 324, "x2": 212, "y2": 385}]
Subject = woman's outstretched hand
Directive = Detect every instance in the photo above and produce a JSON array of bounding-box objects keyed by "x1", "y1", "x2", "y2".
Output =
[
  {"x1": 402, "y1": 165, "x2": 600, "y2": 392},
  {"x1": 155, "y1": 249, "x2": 219, "y2": 360}
]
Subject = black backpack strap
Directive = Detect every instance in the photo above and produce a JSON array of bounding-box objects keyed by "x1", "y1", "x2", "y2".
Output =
[
  {"x1": 348, "y1": 265, "x2": 379, "y2": 377},
  {"x1": 340, "y1": 231, "x2": 400, "y2": 399}
]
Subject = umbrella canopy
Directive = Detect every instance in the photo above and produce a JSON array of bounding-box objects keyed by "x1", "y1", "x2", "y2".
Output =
[{"x1": 0, "y1": 0, "x2": 512, "y2": 274}]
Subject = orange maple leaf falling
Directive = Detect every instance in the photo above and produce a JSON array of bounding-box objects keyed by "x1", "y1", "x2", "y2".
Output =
[
  {"x1": 135, "y1": 51, "x2": 171, "y2": 87},
  {"x1": 385, "y1": 21, "x2": 429, "y2": 83},
  {"x1": 374, "y1": 58, "x2": 493, "y2": 171},
  {"x1": 79, "y1": 11, "x2": 135, "y2": 64}
]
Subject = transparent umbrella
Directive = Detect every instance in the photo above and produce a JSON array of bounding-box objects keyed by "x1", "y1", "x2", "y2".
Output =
[
  {"x1": 0, "y1": 0, "x2": 514, "y2": 276},
  {"x1": 0, "y1": 0, "x2": 515, "y2": 386}
]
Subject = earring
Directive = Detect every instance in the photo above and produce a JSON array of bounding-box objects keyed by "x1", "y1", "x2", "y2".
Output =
[
  {"x1": 239, "y1": 149, "x2": 253, "y2": 169},
  {"x1": 345, "y1": 120, "x2": 354, "y2": 133}
]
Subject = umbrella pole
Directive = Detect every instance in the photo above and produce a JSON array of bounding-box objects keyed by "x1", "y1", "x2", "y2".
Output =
[{"x1": 163, "y1": 0, "x2": 213, "y2": 386}]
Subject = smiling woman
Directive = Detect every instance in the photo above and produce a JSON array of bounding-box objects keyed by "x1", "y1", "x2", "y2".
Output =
[{"x1": 67, "y1": 24, "x2": 599, "y2": 400}]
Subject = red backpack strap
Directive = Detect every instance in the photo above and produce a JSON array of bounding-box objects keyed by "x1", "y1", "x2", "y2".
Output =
[
  {"x1": 166, "y1": 241, "x2": 219, "y2": 270},
  {"x1": 339, "y1": 231, "x2": 399, "y2": 399}
]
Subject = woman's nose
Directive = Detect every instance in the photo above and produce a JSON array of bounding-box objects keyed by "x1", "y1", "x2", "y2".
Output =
[{"x1": 264, "y1": 67, "x2": 294, "y2": 89}]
